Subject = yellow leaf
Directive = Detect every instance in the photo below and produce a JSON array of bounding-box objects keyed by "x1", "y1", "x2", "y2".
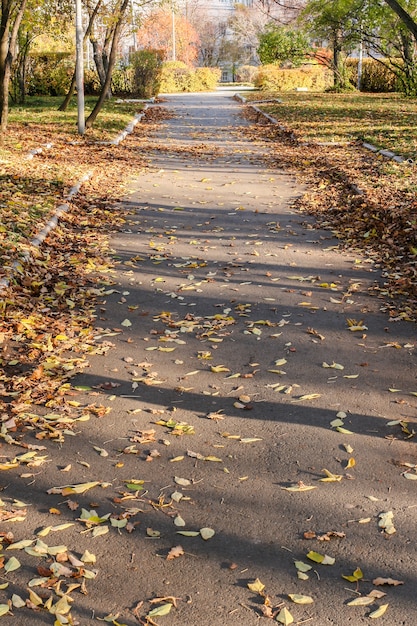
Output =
[
  {"x1": 28, "y1": 590, "x2": 44, "y2": 606},
  {"x1": 92, "y1": 526, "x2": 109, "y2": 538},
  {"x1": 276, "y1": 607, "x2": 294, "y2": 625},
  {"x1": 5, "y1": 557, "x2": 21, "y2": 572},
  {"x1": 320, "y1": 468, "x2": 343, "y2": 482},
  {"x1": 247, "y1": 578, "x2": 265, "y2": 594},
  {"x1": 294, "y1": 561, "x2": 312, "y2": 573},
  {"x1": 282, "y1": 484, "x2": 317, "y2": 492},
  {"x1": 347, "y1": 596, "x2": 375, "y2": 606},
  {"x1": 322, "y1": 361, "x2": 344, "y2": 370},
  {"x1": 210, "y1": 365, "x2": 230, "y2": 373},
  {"x1": 148, "y1": 604, "x2": 172, "y2": 617},
  {"x1": 345, "y1": 457, "x2": 356, "y2": 469},
  {"x1": 291, "y1": 393, "x2": 321, "y2": 402},
  {"x1": 307, "y1": 550, "x2": 335, "y2": 564},
  {"x1": 336, "y1": 426, "x2": 354, "y2": 434},
  {"x1": 369, "y1": 604, "x2": 389, "y2": 618},
  {"x1": 275, "y1": 358, "x2": 287, "y2": 366},
  {"x1": 288, "y1": 594, "x2": 314, "y2": 604},
  {"x1": 6, "y1": 539, "x2": 34, "y2": 550}
]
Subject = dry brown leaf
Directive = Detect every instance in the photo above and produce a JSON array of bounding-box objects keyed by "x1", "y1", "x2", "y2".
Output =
[{"x1": 166, "y1": 545, "x2": 184, "y2": 560}]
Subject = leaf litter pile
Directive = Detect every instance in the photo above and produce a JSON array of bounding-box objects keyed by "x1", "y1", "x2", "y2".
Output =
[
  {"x1": 243, "y1": 104, "x2": 417, "y2": 320},
  {"x1": 0, "y1": 98, "x2": 416, "y2": 625}
]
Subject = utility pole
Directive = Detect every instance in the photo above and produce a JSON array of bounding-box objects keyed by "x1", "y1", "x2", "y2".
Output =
[
  {"x1": 357, "y1": 35, "x2": 363, "y2": 91},
  {"x1": 172, "y1": 7, "x2": 176, "y2": 61},
  {"x1": 75, "y1": 0, "x2": 85, "y2": 135}
]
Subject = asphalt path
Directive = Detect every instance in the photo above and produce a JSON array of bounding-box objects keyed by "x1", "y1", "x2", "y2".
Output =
[{"x1": 19, "y1": 91, "x2": 417, "y2": 625}]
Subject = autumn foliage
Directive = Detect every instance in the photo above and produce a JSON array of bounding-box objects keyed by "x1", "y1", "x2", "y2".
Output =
[{"x1": 137, "y1": 9, "x2": 200, "y2": 66}]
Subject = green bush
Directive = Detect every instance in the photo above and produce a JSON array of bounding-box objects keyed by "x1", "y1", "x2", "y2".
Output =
[
  {"x1": 254, "y1": 64, "x2": 332, "y2": 92},
  {"x1": 131, "y1": 49, "x2": 164, "y2": 98},
  {"x1": 160, "y1": 61, "x2": 220, "y2": 93},
  {"x1": 27, "y1": 53, "x2": 73, "y2": 96},
  {"x1": 347, "y1": 58, "x2": 400, "y2": 92}
]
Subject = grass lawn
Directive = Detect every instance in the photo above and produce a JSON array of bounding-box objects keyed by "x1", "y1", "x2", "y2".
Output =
[
  {"x1": 243, "y1": 91, "x2": 417, "y2": 161},
  {"x1": 0, "y1": 96, "x2": 148, "y2": 274},
  {"x1": 8, "y1": 95, "x2": 145, "y2": 143}
]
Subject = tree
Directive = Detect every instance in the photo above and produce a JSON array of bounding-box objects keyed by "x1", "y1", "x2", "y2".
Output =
[
  {"x1": 382, "y1": 0, "x2": 417, "y2": 41},
  {"x1": 300, "y1": 0, "x2": 361, "y2": 90},
  {"x1": 358, "y1": 0, "x2": 417, "y2": 94},
  {"x1": 258, "y1": 25, "x2": 311, "y2": 65},
  {"x1": 136, "y1": 8, "x2": 199, "y2": 66},
  {"x1": 85, "y1": 0, "x2": 130, "y2": 128},
  {"x1": 0, "y1": 0, "x2": 28, "y2": 133}
]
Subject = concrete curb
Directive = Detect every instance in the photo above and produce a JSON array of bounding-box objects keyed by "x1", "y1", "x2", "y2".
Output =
[
  {"x1": 362, "y1": 141, "x2": 413, "y2": 164},
  {"x1": 0, "y1": 105, "x2": 149, "y2": 292},
  {"x1": 0, "y1": 174, "x2": 91, "y2": 291},
  {"x1": 235, "y1": 92, "x2": 413, "y2": 166},
  {"x1": 26, "y1": 143, "x2": 53, "y2": 160},
  {"x1": 109, "y1": 104, "x2": 149, "y2": 146}
]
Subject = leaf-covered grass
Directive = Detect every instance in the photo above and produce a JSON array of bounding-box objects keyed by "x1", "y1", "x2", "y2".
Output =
[
  {"x1": 243, "y1": 91, "x2": 417, "y2": 160},
  {"x1": 0, "y1": 96, "x2": 148, "y2": 271}
]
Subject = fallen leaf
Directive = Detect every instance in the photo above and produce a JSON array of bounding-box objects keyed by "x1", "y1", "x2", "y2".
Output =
[
  {"x1": 378, "y1": 511, "x2": 396, "y2": 535},
  {"x1": 294, "y1": 561, "x2": 312, "y2": 573},
  {"x1": 247, "y1": 578, "x2": 265, "y2": 594},
  {"x1": 282, "y1": 482, "x2": 317, "y2": 492},
  {"x1": 166, "y1": 545, "x2": 184, "y2": 560},
  {"x1": 306, "y1": 551, "x2": 335, "y2": 565},
  {"x1": 288, "y1": 593, "x2": 314, "y2": 604},
  {"x1": 276, "y1": 607, "x2": 294, "y2": 624},
  {"x1": 320, "y1": 468, "x2": 343, "y2": 482},
  {"x1": 347, "y1": 596, "x2": 375, "y2": 606},
  {"x1": 174, "y1": 476, "x2": 191, "y2": 486},
  {"x1": 372, "y1": 577, "x2": 403, "y2": 586},
  {"x1": 200, "y1": 527, "x2": 215, "y2": 540},
  {"x1": 342, "y1": 567, "x2": 364, "y2": 582},
  {"x1": 147, "y1": 603, "x2": 173, "y2": 617},
  {"x1": 369, "y1": 604, "x2": 389, "y2": 618},
  {"x1": 5, "y1": 556, "x2": 21, "y2": 572}
]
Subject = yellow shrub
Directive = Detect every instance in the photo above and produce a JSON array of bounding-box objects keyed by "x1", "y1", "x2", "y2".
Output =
[
  {"x1": 254, "y1": 65, "x2": 332, "y2": 92},
  {"x1": 347, "y1": 58, "x2": 400, "y2": 92}
]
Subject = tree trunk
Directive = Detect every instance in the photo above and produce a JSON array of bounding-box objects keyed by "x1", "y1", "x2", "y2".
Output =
[
  {"x1": 332, "y1": 30, "x2": 343, "y2": 89},
  {"x1": 383, "y1": 0, "x2": 417, "y2": 43},
  {"x1": 85, "y1": 0, "x2": 129, "y2": 128},
  {"x1": 90, "y1": 34, "x2": 106, "y2": 85},
  {"x1": 59, "y1": 0, "x2": 103, "y2": 112},
  {"x1": 0, "y1": 0, "x2": 27, "y2": 135}
]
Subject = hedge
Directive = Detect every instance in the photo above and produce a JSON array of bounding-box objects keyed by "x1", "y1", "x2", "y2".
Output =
[
  {"x1": 254, "y1": 64, "x2": 332, "y2": 92},
  {"x1": 159, "y1": 61, "x2": 220, "y2": 93},
  {"x1": 347, "y1": 58, "x2": 401, "y2": 92}
]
